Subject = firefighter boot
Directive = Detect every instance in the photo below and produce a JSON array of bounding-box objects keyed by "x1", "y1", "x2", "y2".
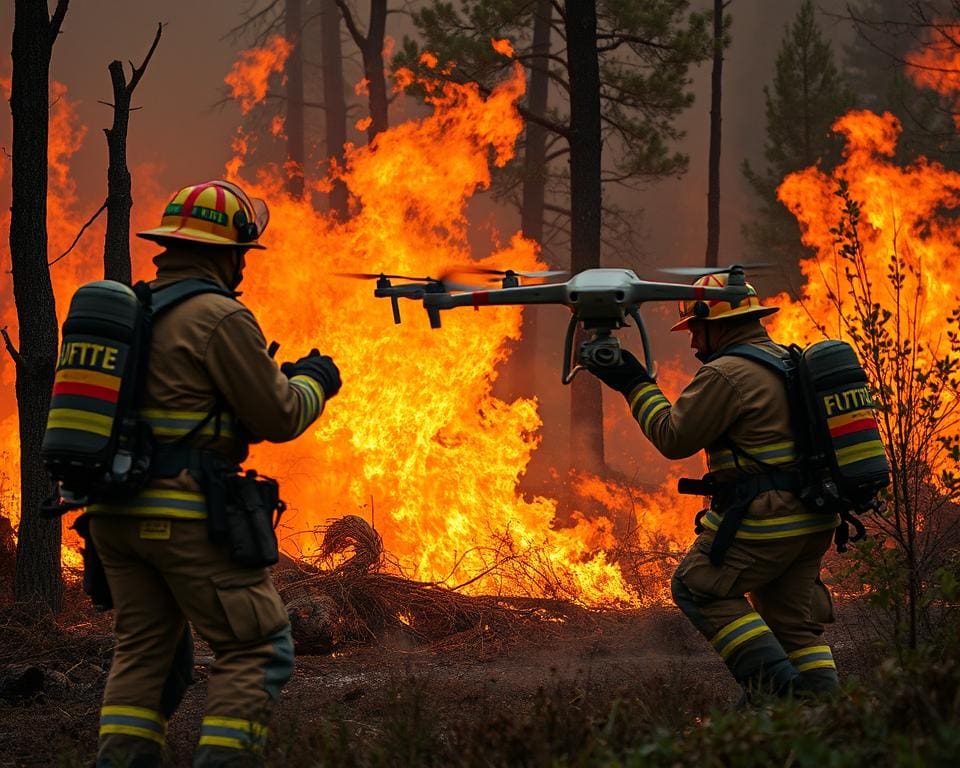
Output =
[
  {"x1": 790, "y1": 645, "x2": 840, "y2": 696},
  {"x1": 712, "y1": 613, "x2": 800, "y2": 703},
  {"x1": 96, "y1": 707, "x2": 167, "y2": 768},
  {"x1": 193, "y1": 744, "x2": 263, "y2": 768}
]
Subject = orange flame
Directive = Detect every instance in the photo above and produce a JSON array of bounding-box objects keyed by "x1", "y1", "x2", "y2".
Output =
[
  {"x1": 491, "y1": 38, "x2": 514, "y2": 58},
  {"x1": 905, "y1": 22, "x2": 960, "y2": 128},
  {"x1": 0, "y1": 45, "x2": 705, "y2": 606},
  {"x1": 224, "y1": 35, "x2": 293, "y2": 115}
]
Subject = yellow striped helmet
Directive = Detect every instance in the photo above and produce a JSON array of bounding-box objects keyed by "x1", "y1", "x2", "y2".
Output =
[
  {"x1": 671, "y1": 272, "x2": 778, "y2": 332},
  {"x1": 137, "y1": 180, "x2": 269, "y2": 249}
]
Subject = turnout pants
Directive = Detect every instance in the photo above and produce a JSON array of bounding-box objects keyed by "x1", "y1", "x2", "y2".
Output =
[
  {"x1": 671, "y1": 528, "x2": 838, "y2": 700},
  {"x1": 89, "y1": 516, "x2": 294, "y2": 768}
]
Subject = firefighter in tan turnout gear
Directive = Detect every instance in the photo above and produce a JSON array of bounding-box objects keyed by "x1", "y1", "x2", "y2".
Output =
[
  {"x1": 587, "y1": 272, "x2": 840, "y2": 702},
  {"x1": 86, "y1": 181, "x2": 341, "y2": 767}
]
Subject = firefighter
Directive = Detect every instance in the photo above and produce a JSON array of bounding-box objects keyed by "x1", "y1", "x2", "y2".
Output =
[
  {"x1": 87, "y1": 180, "x2": 341, "y2": 767},
  {"x1": 586, "y1": 272, "x2": 840, "y2": 702}
]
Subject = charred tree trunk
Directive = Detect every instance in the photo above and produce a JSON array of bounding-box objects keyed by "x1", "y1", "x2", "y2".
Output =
[
  {"x1": 565, "y1": 0, "x2": 604, "y2": 474},
  {"x1": 286, "y1": 0, "x2": 306, "y2": 198},
  {"x1": 504, "y1": 0, "x2": 553, "y2": 400},
  {"x1": 321, "y1": 0, "x2": 349, "y2": 218},
  {"x1": 103, "y1": 24, "x2": 162, "y2": 283},
  {"x1": 337, "y1": 0, "x2": 388, "y2": 143},
  {"x1": 9, "y1": 0, "x2": 69, "y2": 611},
  {"x1": 705, "y1": 0, "x2": 728, "y2": 268}
]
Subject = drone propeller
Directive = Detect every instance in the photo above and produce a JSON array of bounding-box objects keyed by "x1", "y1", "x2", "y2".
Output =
[
  {"x1": 335, "y1": 272, "x2": 436, "y2": 281},
  {"x1": 657, "y1": 263, "x2": 772, "y2": 277},
  {"x1": 452, "y1": 266, "x2": 569, "y2": 279}
]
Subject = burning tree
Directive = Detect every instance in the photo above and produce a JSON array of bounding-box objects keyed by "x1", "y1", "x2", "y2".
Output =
[
  {"x1": 773, "y1": 110, "x2": 960, "y2": 652},
  {"x1": 6, "y1": 0, "x2": 70, "y2": 611}
]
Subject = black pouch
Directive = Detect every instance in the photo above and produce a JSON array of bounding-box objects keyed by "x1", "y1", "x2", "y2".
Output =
[
  {"x1": 72, "y1": 514, "x2": 113, "y2": 611},
  {"x1": 222, "y1": 470, "x2": 286, "y2": 568}
]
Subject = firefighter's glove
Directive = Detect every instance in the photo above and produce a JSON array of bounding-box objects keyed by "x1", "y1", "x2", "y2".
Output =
[
  {"x1": 281, "y1": 349, "x2": 342, "y2": 399},
  {"x1": 588, "y1": 350, "x2": 653, "y2": 394}
]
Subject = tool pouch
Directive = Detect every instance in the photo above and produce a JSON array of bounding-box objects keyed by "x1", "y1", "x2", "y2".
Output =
[
  {"x1": 72, "y1": 514, "x2": 113, "y2": 611},
  {"x1": 220, "y1": 469, "x2": 286, "y2": 568}
]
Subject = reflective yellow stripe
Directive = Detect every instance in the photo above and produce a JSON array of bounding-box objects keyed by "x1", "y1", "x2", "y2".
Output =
[
  {"x1": 99, "y1": 724, "x2": 166, "y2": 744},
  {"x1": 628, "y1": 383, "x2": 660, "y2": 414},
  {"x1": 700, "y1": 511, "x2": 839, "y2": 539},
  {"x1": 140, "y1": 408, "x2": 212, "y2": 420},
  {"x1": 88, "y1": 489, "x2": 207, "y2": 520},
  {"x1": 46, "y1": 408, "x2": 113, "y2": 436},
  {"x1": 835, "y1": 440, "x2": 886, "y2": 466},
  {"x1": 101, "y1": 706, "x2": 166, "y2": 725},
  {"x1": 787, "y1": 644, "x2": 831, "y2": 659},
  {"x1": 640, "y1": 400, "x2": 670, "y2": 433},
  {"x1": 199, "y1": 735, "x2": 250, "y2": 749},
  {"x1": 712, "y1": 612, "x2": 761, "y2": 645},
  {"x1": 202, "y1": 717, "x2": 268, "y2": 737},
  {"x1": 721, "y1": 625, "x2": 770, "y2": 658}
]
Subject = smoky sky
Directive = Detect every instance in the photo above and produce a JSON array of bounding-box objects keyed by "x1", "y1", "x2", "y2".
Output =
[{"x1": 1, "y1": 1, "x2": 856, "y2": 271}]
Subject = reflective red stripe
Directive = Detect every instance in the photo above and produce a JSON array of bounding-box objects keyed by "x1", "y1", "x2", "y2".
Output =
[
  {"x1": 53, "y1": 381, "x2": 119, "y2": 403},
  {"x1": 472, "y1": 292, "x2": 490, "y2": 307},
  {"x1": 830, "y1": 418, "x2": 877, "y2": 438},
  {"x1": 694, "y1": 286, "x2": 705, "y2": 299}
]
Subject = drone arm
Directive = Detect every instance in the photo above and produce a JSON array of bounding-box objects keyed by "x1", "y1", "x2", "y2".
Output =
[
  {"x1": 628, "y1": 282, "x2": 750, "y2": 304},
  {"x1": 431, "y1": 283, "x2": 570, "y2": 309},
  {"x1": 390, "y1": 295, "x2": 401, "y2": 324}
]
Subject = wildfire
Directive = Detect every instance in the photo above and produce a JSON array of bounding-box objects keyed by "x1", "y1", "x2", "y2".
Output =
[{"x1": 0, "y1": 39, "x2": 707, "y2": 607}]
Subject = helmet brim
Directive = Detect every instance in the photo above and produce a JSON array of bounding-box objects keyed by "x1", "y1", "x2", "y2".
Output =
[
  {"x1": 671, "y1": 304, "x2": 778, "y2": 332},
  {"x1": 136, "y1": 227, "x2": 266, "y2": 250}
]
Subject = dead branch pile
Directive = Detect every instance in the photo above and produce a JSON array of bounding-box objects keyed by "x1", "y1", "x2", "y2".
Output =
[{"x1": 277, "y1": 515, "x2": 596, "y2": 655}]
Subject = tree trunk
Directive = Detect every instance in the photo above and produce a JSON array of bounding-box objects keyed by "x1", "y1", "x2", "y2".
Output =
[
  {"x1": 565, "y1": 0, "x2": 604, "y2": 474},
  {"x1": 363, "y1": 0, "x2": 388, "y2": 142},
  {"x1": 286, "y1": 0, "x2": 306, "y2": 199},
  {"x1": 103, "y1": 60, "x2": 134, "y2": 283},
  {"x1": 10, "y1": 0, "x2": 69, "y2": 611},
  {"x1": 504, "y1": 0, "x2": 553, "y2": 401},
  {"x1": 103, "y1": 24, "x2": 161, "y2": 283},
  {"x1": 321, "y1": 0, "x2": 349, "y2": 218},
  {"x1": 705, "y1": 0, "x2": 726, "y2": 268}
]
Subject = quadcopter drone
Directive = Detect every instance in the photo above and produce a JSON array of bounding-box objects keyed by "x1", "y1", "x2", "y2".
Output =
[{"x1": 338, "y1": 265, "x2": 754, "y2": 384}]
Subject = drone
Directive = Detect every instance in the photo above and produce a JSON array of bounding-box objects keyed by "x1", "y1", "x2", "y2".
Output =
[{"x1": 338, "y1": 265, "x2": 755, "y2": 384}]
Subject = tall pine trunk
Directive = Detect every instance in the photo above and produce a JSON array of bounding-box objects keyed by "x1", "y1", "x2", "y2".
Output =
[
  {"x1": 565, "y1": 0, "x2": 604, "y2": 474},
  {"x1": 286, "y1": 0, "x2": 306, "y2": 199},
  {"x1": 705, "y1": 0, "x2": 726, "y2": 267},
  {"x1": 10, "y1": 0, "x2": 69, "y2": 611},
  {"x1": 363, "y1": 0, "x2": 388, "y2": 142},
  {"x1": 321, "y1": 0, "x2": 349, "y2": 218},
  {"x1": 504, "y1": 0, "x2": 552, "y2": 400}
]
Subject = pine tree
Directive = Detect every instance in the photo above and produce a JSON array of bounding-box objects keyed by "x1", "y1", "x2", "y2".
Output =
[{"x1": 741, "y1": 0, "x2": 854, "y2": 288}]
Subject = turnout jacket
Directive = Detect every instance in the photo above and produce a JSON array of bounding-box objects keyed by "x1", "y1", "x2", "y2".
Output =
[
  {"x1": 628, "y1": 321, "x2": 839, "y2": 540},
  {"x1": 89, "y1": 249, "x2": 325, "y2": 520}
]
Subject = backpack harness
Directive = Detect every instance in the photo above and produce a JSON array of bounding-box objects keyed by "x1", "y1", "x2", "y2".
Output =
[
  {"x1": 678, "y1": 340, "x2": 889, "y2": 566},
  {"x1": 42, "y1": 278, "x2": 237, "y2": 516}
]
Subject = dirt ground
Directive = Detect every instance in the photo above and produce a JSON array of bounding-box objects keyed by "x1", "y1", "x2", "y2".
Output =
[{"x1": 0, "y1": 595, "x2": 871, "y2": 768}]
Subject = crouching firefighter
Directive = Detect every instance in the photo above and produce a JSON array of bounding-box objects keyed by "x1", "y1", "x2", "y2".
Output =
[
  {"x1": 41, "y1": 180, "x2": 342, "y2": 767},
  {"x1": 587, "y1": 272, "x2": 887, "y2": 703}
]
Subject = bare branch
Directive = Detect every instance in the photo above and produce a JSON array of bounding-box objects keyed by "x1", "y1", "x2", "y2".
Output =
[
  {"x1": 1, "y1": 327, "x2": 24, "y2": 368},
  {"x1": 126, "y1": 23, "x2": 164, "y2": 95},
  {"x1": 336, "y1": 0, "x2": 368, "y2": 50},
  {"x1": 49, "y1": 0, "x2": 69, "y2": 46},
  {"x1": 49, "y1": 199, "x2": 108, "y2": 267},
  {"x1": 222, "y1": 0, "x2": 283, "y2": 41}
]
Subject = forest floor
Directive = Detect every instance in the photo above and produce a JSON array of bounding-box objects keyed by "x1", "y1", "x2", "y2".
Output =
[{"x1": 0, "y1": 581, "x2": 880, "y2": 768}]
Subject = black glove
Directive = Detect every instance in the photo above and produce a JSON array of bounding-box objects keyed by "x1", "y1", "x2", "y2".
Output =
[
  {"x1": 587, "y1": 350, "x2": 653, "y2": 394},
  {"x1": 281, "y1": 348, "x2": 342, "y2": 399}
]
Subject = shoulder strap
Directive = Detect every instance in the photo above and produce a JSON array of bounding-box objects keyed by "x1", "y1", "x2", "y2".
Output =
[
  {"x1": 149, "y1": 278, "x2": 236, "y2": 318},
  {"x1": 708, "y1": 342, "x2": 795, "y2": 378}
]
